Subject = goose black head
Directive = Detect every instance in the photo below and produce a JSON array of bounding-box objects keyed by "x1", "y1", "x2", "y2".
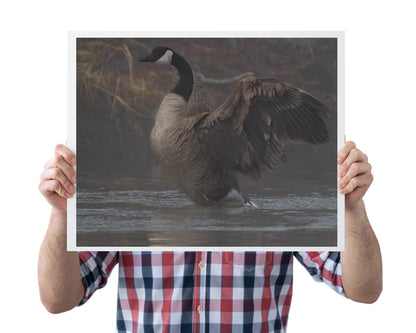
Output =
[
  {"x1": 138, "y1": 46, "x2": 194, "y2": 101},
  {"x1": 138, "y1": 46, "x2": 174, "y2": 64}
]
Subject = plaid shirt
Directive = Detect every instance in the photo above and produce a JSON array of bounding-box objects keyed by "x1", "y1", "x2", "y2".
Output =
[{"x1": 79, "y1": 251, "x2": 343, "y2": 332}]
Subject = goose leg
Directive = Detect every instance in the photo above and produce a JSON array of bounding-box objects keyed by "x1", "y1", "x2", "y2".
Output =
[{"x1": 227, "y1": 175, "x2": 256, "y2": 207}]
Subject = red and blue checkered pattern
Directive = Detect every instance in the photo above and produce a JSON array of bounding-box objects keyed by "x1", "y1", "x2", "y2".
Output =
[{"x1": 79, "y1": 251, "x2": 343, "y2": 332}]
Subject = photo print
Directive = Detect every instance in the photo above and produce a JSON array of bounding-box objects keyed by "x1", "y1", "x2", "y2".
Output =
[{"x1": 68, "y1": 32, "x2": 344, "y2": 250}]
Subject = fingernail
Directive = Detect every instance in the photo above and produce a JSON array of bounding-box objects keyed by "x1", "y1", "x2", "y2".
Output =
[
  {"x1": 338, "y1": 179, "x2": 345, "y2": 188},
  {"x1": 339, "y1": 187, "x2": 348, "y2": 194},
  {"x1": 69, "y1": 185, "x2": 75, "y2": 193},
  {"x1": 72, "y1": 175, "x2": 77, "y2": 183},
  {"x1": 71, "y1": 158, "x2": 76, "y2": 165},
  {"x1": 65, "y1": 192, "x2": 73, "y2": 198}
]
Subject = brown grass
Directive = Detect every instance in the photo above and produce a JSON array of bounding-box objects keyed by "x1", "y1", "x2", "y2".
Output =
[{"x1": 77, "y1": 39, "x2": 177, "y2": 121}]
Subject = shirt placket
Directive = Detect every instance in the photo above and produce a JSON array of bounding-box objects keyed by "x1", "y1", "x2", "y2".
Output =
[{"x1": 193, "y1": 251, "x2": 207, "y2": 333}]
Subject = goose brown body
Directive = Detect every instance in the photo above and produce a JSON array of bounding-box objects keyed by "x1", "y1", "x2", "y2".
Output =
[
  {"x1": 140, "y1": 47, "x2": 330, "y2": 205},
  {"x1": 150, "y1": 93, "x2": 232, "y2": 204}
]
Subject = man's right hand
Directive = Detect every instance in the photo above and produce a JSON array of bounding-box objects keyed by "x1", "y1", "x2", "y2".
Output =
[
  {"x1": 39, "y1": 144, "x2": 76, "y2": 213},
  {"x1": 38, "y1": 144, "x2": 85, "y2": 314}
]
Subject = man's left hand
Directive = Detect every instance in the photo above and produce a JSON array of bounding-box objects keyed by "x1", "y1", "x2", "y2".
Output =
[{"x1": 337, "y1": 141, "x2": 373, "y2": 210}]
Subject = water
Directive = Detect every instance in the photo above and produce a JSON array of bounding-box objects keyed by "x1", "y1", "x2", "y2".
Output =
[{"x1": 76, "y1": 163, "x2": 338, "y2": 248}]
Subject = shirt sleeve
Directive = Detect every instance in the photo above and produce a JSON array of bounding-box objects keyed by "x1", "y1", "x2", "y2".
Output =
[
  {"x1": 78, "y1": 251, "x2": 119, "y2": 305},
  {"x1": 294, "y1": 251, "x2": 344, "y2": 296}
]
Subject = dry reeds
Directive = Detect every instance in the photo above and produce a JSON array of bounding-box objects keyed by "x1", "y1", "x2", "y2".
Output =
[{"x1": 77, "y1": 39, "x2": 177, "y2": 122}]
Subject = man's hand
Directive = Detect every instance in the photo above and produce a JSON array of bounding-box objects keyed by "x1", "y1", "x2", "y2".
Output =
[
  {"x1": 39, "y1": 144, "x2": 76, "y2": 213},
  {"x1": 338, "y1": 141, "x2": 382, "y2": 303},
  {"x1": 337, "y1": 141, "x2": 373, "y2": 210},
  {"x1": 38, "y1": 144, "x2": 84, "y2": 313}
]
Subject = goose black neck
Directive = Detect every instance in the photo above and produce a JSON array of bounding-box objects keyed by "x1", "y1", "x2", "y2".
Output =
[{"x1": 171, "y1": 52, "x2": 193, "y2": 101}]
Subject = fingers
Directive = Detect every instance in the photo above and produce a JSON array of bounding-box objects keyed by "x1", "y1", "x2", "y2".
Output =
[
  {"x1": 337, "y1": 140, "x2": 355, "y2": 165},
  {"x1": 39, "y1": 179, "x2": 73, "y2": 199},
  {"x1": 40, "y1": 167, "x2": 76, "y2": 198},
  {"x1": 44, "y1": 145, "x2": 77, "y2": 184},
  {"x1": 55, "y1": 144, "x2": 76, "y2": 167},
  {"x1": 337, "y1": 141, "x2": 373, "y2": 196},
  {"x1": 40, "y1": 144, "x2": 77, "y2": 200},
  {"x1": 338, "y1": 170, "x2": 373, "y2": 195},
  {"x1": 338, "y1": 141, "x2": 368, "y2": 176}
]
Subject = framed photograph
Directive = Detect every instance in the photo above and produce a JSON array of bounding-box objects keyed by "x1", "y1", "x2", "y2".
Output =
[{"x1": 68, "y1": 32, "x2": 344, "y2": 251}]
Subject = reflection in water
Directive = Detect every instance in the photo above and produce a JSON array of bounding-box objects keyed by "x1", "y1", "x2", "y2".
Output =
[{"x1": 76, "y1": 162, "x2": 338, "y2": 247}]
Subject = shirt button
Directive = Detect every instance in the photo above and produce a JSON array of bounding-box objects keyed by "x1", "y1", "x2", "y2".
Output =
[
  {"x1": 198, "y1": 262, "x2": 204, "y2": 269},
  {"x1": 197, "y1": 305, "x2": 203, "y2": 313}
]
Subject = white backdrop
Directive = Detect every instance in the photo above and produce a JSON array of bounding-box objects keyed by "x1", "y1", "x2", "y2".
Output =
[{"x1": 1, "y1": 1, "x2": 415, "y2": 332}]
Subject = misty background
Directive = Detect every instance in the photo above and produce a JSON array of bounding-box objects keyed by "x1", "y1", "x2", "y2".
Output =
[{"x1": 76, "y1": 37, "x2": 337, "y2": 169}]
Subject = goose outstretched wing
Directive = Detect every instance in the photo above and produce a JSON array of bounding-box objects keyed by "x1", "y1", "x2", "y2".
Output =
[{"x1": 194, "y1": 77, "x2": 330, "y2": 181}]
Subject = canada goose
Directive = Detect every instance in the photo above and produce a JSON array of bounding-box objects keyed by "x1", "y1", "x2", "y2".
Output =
[{"x1": 139, "y1": 46, "x2": 330, "y2": 205}]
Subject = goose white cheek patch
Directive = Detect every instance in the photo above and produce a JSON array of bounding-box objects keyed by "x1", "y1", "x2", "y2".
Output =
[{"x1": 156, "y1": 50, "x2": 173, "y2": 64}]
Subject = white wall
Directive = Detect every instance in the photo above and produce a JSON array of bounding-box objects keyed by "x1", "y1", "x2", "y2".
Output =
[{"x1": 1, "y1": 1, "x2": 414, "y2": 332}]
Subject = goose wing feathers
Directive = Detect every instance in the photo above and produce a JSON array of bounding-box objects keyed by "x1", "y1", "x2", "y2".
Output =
[{"x1": 195, "y1": 77, "x2": 330, "y2": 181}]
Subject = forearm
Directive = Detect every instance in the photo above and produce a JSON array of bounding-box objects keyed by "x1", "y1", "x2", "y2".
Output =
[
  {"x1": 340, "y1": 200, "x2": 382, "y2": 303},
  {"x1": 38, "y1": 208, "x2": 85, "y2": 313}
]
